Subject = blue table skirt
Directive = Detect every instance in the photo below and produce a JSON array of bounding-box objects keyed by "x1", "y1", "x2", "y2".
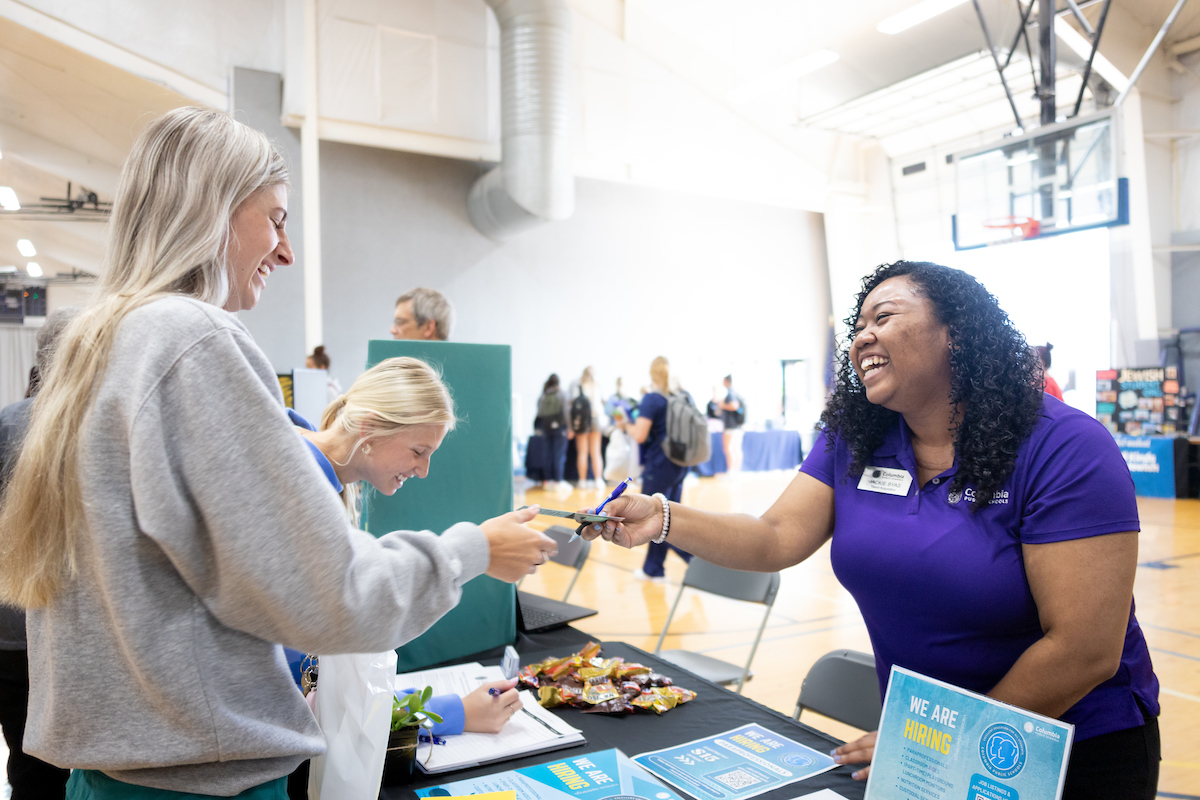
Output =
[
  {"x1": 693, "y1": 431, "x2": 728, "y2": 476},
  {"x1": 693, "y1": 430, "x2": 802, "y2": 475},
  {"x1": 525, "y1": 434, "x2": 605, "y2": 482},
  {"x1": 742, "y1": 430, "x2": 803, "y2": 471}
]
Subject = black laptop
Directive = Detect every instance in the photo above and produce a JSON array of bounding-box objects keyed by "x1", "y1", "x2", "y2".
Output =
[{"x1": 516, "y1": 589, "x2": 598, "y2": 633}]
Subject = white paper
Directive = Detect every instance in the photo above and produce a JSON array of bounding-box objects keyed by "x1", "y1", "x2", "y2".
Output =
[
  {"x1": 394, "y1": 663, "x2": 585, "y2": 774},
  {"x1": 395, "y1": 661, "x2": 502, "y2": 696},
  {"x1": 794, "y1": 791, "x2": 850, "y2": 800}
]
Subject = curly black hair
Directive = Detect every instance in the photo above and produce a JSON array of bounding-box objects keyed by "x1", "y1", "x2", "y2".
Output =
[{"x1": 819, "y1": 261, "x2": 1044, "y2": 509}]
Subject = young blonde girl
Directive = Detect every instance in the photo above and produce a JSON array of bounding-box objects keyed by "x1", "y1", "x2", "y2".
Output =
[{"x1": 291, "y1": 357, "x2": 523, "y2": 735}]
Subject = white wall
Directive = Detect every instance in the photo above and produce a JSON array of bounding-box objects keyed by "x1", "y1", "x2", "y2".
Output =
[
  {"x1": 908, "y1": 228, "x2": 1112, "y2": 417},
  {"x1": 279, "y1": 0, "x2": 832, "y2": 211},
  {"x1": 312, "y1": 142, "x2": 831, "y2": 437}
]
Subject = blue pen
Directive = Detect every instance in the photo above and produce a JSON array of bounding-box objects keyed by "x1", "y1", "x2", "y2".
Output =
[{"x1": 572, "y1": 476, "x2": 633, "y2": 542}]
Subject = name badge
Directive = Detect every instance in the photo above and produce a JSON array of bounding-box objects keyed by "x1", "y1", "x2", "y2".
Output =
[{"x1": 857, "y1": 466, "x2": 913, "y2": 496}]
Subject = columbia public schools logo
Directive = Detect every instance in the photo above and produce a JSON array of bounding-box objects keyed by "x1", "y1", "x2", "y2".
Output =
[{"x1": 979, "y1": 723, "x2": 1027, "y2": 779}]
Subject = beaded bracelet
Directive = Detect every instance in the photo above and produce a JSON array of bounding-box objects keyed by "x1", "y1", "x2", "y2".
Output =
[{"x1": 651, "y1": 492, "x2": 670, "y2": 544}]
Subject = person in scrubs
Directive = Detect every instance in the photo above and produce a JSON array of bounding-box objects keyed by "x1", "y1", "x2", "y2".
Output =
[{"x1": 585, "y1": 261, "x2": 1159, "y2": 800}]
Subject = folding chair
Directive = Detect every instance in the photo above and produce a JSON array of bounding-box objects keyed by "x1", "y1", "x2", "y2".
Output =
[
  {"x1": 517, "y1": 525, "x2": 591, "y2": 602},
  {"x1": 653, "y1": 558, "x2": 780, "y2": 694},
  {"x1": 792, "y1": 649, "x2": 882, "y2": 732}
]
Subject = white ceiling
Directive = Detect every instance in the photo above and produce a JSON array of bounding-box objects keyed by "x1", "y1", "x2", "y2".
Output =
[
  {"x1": 603, "y1": 0, "x2": 1200, "y2": 182},
  {"x1": 0, "y1": 16, "x2": 191, "y2": 280}
]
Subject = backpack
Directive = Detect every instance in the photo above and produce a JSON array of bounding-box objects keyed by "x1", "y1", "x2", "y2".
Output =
[
  {"x1": 733, "y1": 396, "x2": 747, "y2": 427},
  {"x1": 662, "y1": 391, "x2": 711, "y2": 467},
  {"x1": 570, "y1": 392, "x2": 592, "y2": 434},
  {"x1": 536, "y1": 392, "x2": 566, "y2": 431}
]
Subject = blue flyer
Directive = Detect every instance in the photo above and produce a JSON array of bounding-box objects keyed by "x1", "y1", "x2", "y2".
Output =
[
  {"x1": 632, "y1": 723, "x2": 838, "y2": 800},
  {"x1": 866, "y1": 666, "x2": 1074, "y2": 800},
  {"x1": 416, "y1": 748, "x2": 688, "y2": 800}
]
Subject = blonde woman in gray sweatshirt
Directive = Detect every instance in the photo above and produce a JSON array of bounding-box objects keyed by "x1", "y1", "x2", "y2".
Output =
[{"x1": 0, "y1": 107, "x2": 554, "y2": 798}]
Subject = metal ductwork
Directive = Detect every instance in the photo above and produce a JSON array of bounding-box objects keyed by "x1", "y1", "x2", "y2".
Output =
[{"x1": 468, "y1": 0, "x2": 574, "y2": 240}]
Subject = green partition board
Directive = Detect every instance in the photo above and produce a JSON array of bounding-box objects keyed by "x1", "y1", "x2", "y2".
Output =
[{"x1": 362, "y1": 340, "x2": 516, "y2": 671}]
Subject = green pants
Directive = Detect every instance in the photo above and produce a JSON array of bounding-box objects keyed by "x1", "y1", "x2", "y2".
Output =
[{"x1": 67, "y1": 769, "x2": 288, "y2": 800}]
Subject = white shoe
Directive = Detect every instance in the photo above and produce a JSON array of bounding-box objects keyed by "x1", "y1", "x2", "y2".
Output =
[
  {"x1": 556, "y1": 481, "x2": 574, "y2": 493},
  {"x1": 632, "y1": 568, "x2": 666, "y2": 583}
]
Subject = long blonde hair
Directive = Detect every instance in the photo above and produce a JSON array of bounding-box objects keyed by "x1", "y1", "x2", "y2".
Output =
[
  {"x1": 650, "y1": 356, "x2": 671, "y2": 394},
  {"x1": 320, "y1": 357, "x2": 456, "y2": 521},
  {"x1": 0, "y1": 107, "x2": 289, "y2": 608}
]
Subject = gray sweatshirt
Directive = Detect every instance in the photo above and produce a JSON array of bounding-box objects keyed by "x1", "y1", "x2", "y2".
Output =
[{"x1": 23, "y1": 297, "x2": 490, "y2": 795}]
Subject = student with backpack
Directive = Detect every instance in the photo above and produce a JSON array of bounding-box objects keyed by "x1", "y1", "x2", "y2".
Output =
[
  {"x1": 535, "y1": 374, "x2": 571, "y2": 490},
  {"x1": 569, "y1": 367, "x2": 606, "y2": 490},
  {"x1": 615, "y1": 356, "x2": 704, "y2": 581},
  {"x1": 719, "y1": 374, "x2": 746, "y2": 470}
]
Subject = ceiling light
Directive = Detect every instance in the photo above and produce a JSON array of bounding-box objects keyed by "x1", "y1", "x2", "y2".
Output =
[
  {"x1": 878, "y1": 0, "x2": 969, "y2": 35},
  {"x1": 1053, "y1": 17, "x2": 1129, "y2": 93},
  {"x1": 17, "y1": 239, "x2": 36, "y2": 257},
  {"x1": 0, "y1": 187, "x2": 20, "y2": 211},
  {"x1": 26, "y1": 262, "x2": 43, "y2": 278},
  {"x1": 0, "y1": 265, "x2": 16, "y2": 274},
  {"x1": 727, "y1": 50, "x2": 841, "y2": 104}
]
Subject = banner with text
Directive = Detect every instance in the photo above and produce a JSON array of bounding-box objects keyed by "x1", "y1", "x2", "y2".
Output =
[{"x1": 866, "y1": 667, "x2": 1073, "y2": 800}]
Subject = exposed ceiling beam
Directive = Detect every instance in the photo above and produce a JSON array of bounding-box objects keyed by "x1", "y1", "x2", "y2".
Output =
[
  {"x1": 1170, "y1": 33, "x2": 1200, "y2": 56},
  {"x1": 0, "y1": 121, "x2": 121, "y2": 195},
  {"x1": 0, "y1": 0, "x2": 227, "y2": 110}
]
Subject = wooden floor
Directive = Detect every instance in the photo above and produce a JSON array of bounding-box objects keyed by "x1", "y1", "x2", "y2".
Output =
[{"x1": 517, "y1": 473, "x2": 1200, "y2": 799}]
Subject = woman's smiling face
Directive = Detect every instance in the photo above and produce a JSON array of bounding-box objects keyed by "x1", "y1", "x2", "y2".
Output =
[
  {"x1": 358, "y1": 424, "x2": 448, "y2": 495},
  {"x1": 850, "y1": 275, "x2": 954, "y2": 415},
  {"x1": 224, "y1": 184, "x2": 293, "y2": 313}
]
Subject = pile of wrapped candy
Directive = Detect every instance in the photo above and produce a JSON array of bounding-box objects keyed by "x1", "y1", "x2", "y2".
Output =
[{"x1": 518, "y1": 642, "x2": 697, "y2": 714}]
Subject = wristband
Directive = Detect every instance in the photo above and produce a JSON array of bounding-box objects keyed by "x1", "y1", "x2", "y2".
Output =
[{"x1": 651, "y1": 493, "x2": 670, "y2": 544}]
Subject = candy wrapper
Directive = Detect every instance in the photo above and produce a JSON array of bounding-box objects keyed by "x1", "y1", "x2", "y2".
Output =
[{"x1": 520, "y1": 642, "x2": 696, "y2": 716}]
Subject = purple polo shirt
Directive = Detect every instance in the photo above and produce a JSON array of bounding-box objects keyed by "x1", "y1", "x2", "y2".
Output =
[{"x1": 801, "y1": 396, "x2": 1159, "y2": 742}]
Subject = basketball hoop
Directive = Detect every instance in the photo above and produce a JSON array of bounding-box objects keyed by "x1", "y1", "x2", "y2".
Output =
[{"x1": 982, "y1": 216, "x2": 1040, "y2": 241}]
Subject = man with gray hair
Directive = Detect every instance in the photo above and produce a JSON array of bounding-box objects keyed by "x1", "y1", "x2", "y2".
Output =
[
  {"x1": 0, "y1": 306, "x2": 79, "y2": 798},
  {"x1": 390, "y1": 287, "x2": 454, "y2": 341}
]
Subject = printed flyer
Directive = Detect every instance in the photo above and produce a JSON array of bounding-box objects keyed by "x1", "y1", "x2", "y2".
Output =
[
  {"x1": 866, "y1": 666, "x2": 1074, "y2": 800},
  {"x1": 632, "y1": 723, "x2": 838, "y2": 800},
  {"x1": 416, "y1": 748, "x2": 686, "y2": 800}
]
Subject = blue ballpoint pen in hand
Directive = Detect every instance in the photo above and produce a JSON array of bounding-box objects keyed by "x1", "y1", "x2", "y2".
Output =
[{"x1": 572, "y1": 476, "x2": 633, "y2": 541}]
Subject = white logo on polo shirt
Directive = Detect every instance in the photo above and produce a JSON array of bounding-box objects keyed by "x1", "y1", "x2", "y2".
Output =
[{"x1": 948, "y1": 487, "x2": 1009, "y2": 505}]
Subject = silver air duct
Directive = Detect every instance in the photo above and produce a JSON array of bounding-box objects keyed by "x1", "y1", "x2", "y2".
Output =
[{"x1": 468, "y1": 0, "x2": 574, "y2": 239}]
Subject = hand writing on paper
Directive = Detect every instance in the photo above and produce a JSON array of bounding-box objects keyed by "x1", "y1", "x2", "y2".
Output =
[
  {"x1": 831, "y1": 730, "x2": 877, "y2": 780},
  {"x1": 463, "y1": 678, "x2": 522, "y2": 733}
]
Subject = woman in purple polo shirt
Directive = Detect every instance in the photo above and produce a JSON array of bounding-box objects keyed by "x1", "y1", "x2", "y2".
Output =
[{"x1": 585, "y1": 261, "x2": 1159, "y2": 800}]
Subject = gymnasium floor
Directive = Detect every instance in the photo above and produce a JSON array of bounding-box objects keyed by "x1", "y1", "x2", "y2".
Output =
[
  {"x1": 517, "y1": 473, "x2": 1200, "y2": 799},
  {"x1": 1, "y1": 472, "x2": 1195, "y2": 798}
]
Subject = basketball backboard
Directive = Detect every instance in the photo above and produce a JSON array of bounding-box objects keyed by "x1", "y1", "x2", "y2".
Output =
[{"x1": 952, "y1": 111, "x2": 1127, "y2": 250}]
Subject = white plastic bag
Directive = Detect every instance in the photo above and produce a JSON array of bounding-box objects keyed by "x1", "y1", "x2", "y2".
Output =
[
  {"x1": 604, "y1": 429, "x2": 642, "y2": 482},
  {"x1": 308, "y1": 649, "x2": 397, "y2": 800}
]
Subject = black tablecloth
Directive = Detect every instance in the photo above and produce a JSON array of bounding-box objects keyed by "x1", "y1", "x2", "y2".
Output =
[{"x1": 381, "y1": 640, "x2": 865, "y2": 800}]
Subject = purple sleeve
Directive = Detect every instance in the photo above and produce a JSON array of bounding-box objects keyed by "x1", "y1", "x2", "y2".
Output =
[
  {"x1": 799, "y1": 429, "x2": 835, "y2": 487},
  {"x1": 1019, "y1": 414, "x2": 1140, "y2": 544}
]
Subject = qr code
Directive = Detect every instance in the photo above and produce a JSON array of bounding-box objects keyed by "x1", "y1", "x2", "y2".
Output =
[{"x1": 714, "y1": 770, "x2": 762, "y2": 790}]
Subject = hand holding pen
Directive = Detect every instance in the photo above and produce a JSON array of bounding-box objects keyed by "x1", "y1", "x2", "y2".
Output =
[{"x1": 573, "y1": 476, "x2": 634, "y2": 541}]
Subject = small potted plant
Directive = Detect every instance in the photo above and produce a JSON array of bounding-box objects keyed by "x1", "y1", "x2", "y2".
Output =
[{"x1": 383, "y1": 687, "x2": 443, "y2": 783}]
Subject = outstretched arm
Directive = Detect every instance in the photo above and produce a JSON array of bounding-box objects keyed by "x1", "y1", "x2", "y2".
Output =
[{"x1": 584, "y1": 471, "x2": 835, "y2": 573}]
